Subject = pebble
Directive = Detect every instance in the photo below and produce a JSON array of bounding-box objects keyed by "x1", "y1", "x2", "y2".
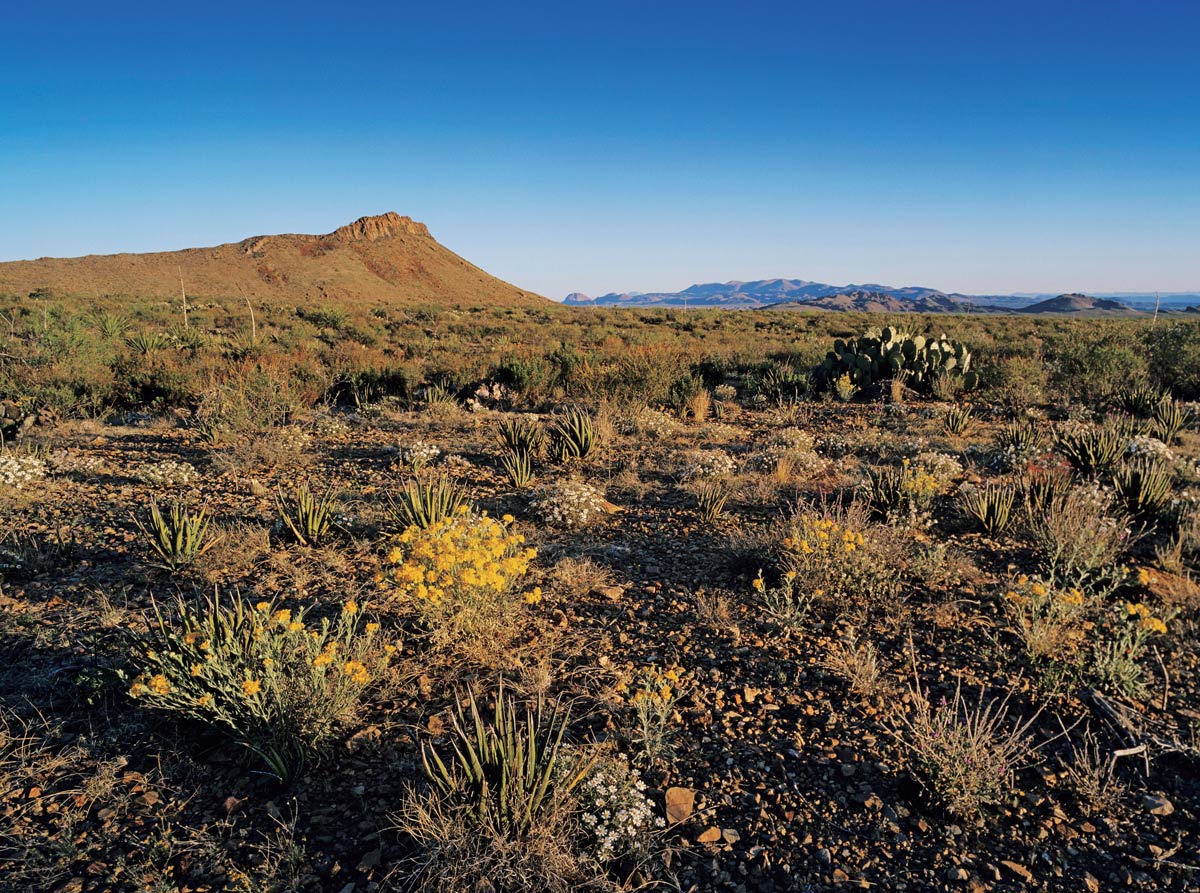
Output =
[{"x1": 1141, "y1": 794, "x2": 1174, "y2": 816}]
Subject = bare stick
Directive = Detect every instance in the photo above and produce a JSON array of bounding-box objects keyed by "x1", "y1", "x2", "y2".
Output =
[
  {"x1": 1152, "y1": 645, "x2": 1169, "y2": 712},
  {"x1": 178, "y1": 265, "x2": 189, "y2": 329}
]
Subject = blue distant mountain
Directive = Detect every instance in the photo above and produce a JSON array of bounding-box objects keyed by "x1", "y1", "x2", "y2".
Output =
[{"x1": 562, "y1": 279, "x2": 1195, "y2": 312}]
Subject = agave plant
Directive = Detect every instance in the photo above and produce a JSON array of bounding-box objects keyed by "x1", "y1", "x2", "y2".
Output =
[
  {"x1": 1113, "y1": 459, "x2": 1173, "y2": 519},
  {"x1": 548, "y1": 407, "x2": 597, "y2": 462},
  {"x1": 1054, "y1": 417, "x2": 1136, "y2": 477},
  {"x1": 277, "y1": 485, "x2": 338, "y2": 546},
  {"x1": 500, "y1": 450, "x2": 535, "y2": 489},
  {"x1": 943, "y1": 404, "x2": 975, "y2": 437},
  {"x1": 693, "y1": 479, "x2": 730, "y2": 522},
  {"x1": 136, "y1": 500, "x2": 215, "y2": 572},
  {"x1": 421, "y1": 686, "x2": 596, "y2": 838},
  {"x1": 125, "y1": 331, "x2": 172, "y2": 355},
  {"x1": 959, "y1": 482, "x2": 1016, "y2": 535},
  {"x1": 1153, "y1": 397, "x2": 1192, "y2": 445},
  {"x1": 387, "y1": 476, "x2": 469, "y2": 530},
  {"x1": 496, "y1": 417, "x2": 544, "y2": 456}
]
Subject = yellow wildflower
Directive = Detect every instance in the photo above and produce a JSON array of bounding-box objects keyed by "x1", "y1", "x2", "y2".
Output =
[{"x1": 241, "y1": 679, "x2": 262, "y2": 697}]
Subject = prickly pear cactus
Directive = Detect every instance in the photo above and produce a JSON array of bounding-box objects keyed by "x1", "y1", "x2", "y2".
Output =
[{"x1": 817, "y1": 327, "x2": 977, "y2": 396}]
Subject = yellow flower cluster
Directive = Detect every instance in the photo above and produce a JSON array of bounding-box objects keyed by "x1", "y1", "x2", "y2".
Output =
[
  {"x1": 628, "y1": 665, "x2": 683, "y2": 707},
  {"x1": 1004, "y1": 576, "x2": 1085, "y2": 608},
  {"x1": 383, "y1": 510, "x2": 536, "y2": 607},
  {"x1": 1124, "y1": 602, "x2": 1167, "y2": 635},
  {"x1": 783, "y1": 516, "x2": 865, "y2": 557},
  {"x1": 898, "y1": 459, "x2": 941, "y2": 498}
]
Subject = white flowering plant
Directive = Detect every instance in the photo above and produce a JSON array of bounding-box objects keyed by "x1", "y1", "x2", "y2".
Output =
[
  {"x1": 0, "y1": 451, "x2": 46, "y2": 489},
  {"x1": 533, "y1": 479, "x2": 609, "y2": 529},
  {"x1": 575, "y1": 751, "x2": 663, "y2": 863},
  {"x1": 137, "y1": 459, "x2": 198, "y2": 487}
]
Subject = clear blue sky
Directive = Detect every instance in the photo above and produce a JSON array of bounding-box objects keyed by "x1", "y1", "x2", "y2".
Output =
[{"x1": 2, "y1": 1, "x2": 1197, "y2": 298}]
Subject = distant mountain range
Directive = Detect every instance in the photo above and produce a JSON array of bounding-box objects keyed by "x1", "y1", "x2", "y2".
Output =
[{"x1": 563, "y1": 279, "x2": 1200, "y2": 314}]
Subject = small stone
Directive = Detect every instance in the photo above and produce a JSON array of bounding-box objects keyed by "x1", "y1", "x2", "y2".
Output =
[
  {"x1": 832, "y1": 868, "x2": 850, "y2": 883},
  {"x1": 1000, "y1": 860, "x2": 1033, "y2": 883},
  {"x1": 722, "y1": 828, "x2": 740, "y2": 844},
  {"x1": 1142, "y1": 794, "x2": 1174, "y2": 816},
  {"x1": 136, "y1": 790, "x2": 159, "y2": 807},
  {"x1": 665, "y1": 787, "x2": 695, "y2": 824},
  {"x1": 946, "y1": 867, "x2": 969, "y2": 882},
  {"x1": 597, "y1": 585, "x2": 624, "y2": 601},
  {"x1": 698, "y1": 826, "x2": 722, "y2": 844},
  {"x1": 1083, "y1": 874, "x2": 1100, "y2": 893}
]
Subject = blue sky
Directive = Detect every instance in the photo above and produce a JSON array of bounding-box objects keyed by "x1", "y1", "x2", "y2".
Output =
[{"x1": 2, "y1": 1, "x2": 1198, "y2": 298}]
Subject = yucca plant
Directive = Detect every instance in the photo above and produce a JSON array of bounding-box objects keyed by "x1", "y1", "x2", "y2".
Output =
[
  {"x1": 421, "y1": 380, "x2": 457, "y2": 409},
  {"x1": 277, "y1": 485, "x2": 337, "y2": 546},
  {"x1": 387, "y1": 476, "x2": 469, "y2": 530},
  {"x1": 943, "y1": 404, "x2": 975, "y2": 437},
  {"x1": 1054, "y1": 417, "x2": 1135, "y2": 477},
  {"x1": 500, "y1": 450, "x2": 535, "y2": 489},
  {"x1": 136, "y1": 500, "x2": 216, "y2": 572},
  {"x1": 1116, "y1": 383, "x2": 1166, "y2": 418},
  {"x1": 124, "y1": 331, "x2": 172, "y2": 355},
  {"x1": 1019, "y1": 464, "x2": 1074, "y2": 520},
  {"x1": 497, "y1": 417, "x2": 544, "y2": 456},
  {"x1": 422, "y1": 686, "x2": 596, "y2": 838},
  {"x1": 548, "y1": 407, "x2": 597, "y2": 462},
  {"x1": 996, "y1": 419, "x2": 1044, "y2": 460},
  {"x1": 959, "y1": 482, "x2": 1016, "y2": 535},
  {"x1": 90, "y1": 309, "x2": 130, "y2": 339},
  {"x1": 693, "y1": 480, "x2": 730, "y2": 522},
  {"x1": 1113, "y1": 459, "x2": 1173, "y2": 519},
  {"x1": 1153, "y1": 397, "x2": 1191, "y2": 445}
]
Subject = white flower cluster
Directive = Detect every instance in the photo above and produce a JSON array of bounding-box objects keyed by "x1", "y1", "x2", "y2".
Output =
[
  {"x1": 45, "y1": 450, "x2": 105, "y2": 476},
  {"x1": 578, "y1": 755, "x2": 663, "y2": 862},
  {"x1": 0, "y1": 452, "x2": 46, "y2": 489},
  {"x1": 138, "y1": 459, "x2": 198, "y2": 486},
  {"x1": 401, "y1": 440, "x2": 440, "y2": 469},
  {"x1": 620, "y1": 406, "x2": 679, "y2": 439},
  {"x1": 756, "y1": 427, "x2": 826, "y2": 475},
  {"x1": 533, "y1": 479, "x2": 608, "y2": 529},
  {"x1": 915, "y1": 451, "x2": 963, "y2": 487},
  {"x1": 680, "y1": 449, "x2": 737, "y2": 481},
  {"x1": 712, "y1": 383, "x2": 738, "y2": 403},
  {"x1": 311, "y1": 414, "x2": 350, "y2": 437},
  {"x1": 275, "y1": 426, "x2": 313, "y2": 454},
  {"x1": 1126, "y1": 435, "x2": 1173, "y2": 464}
]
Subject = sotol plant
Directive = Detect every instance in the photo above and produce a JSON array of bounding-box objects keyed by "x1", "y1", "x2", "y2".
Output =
[
  {"x1": 387, "y1": 476, "x2": 470, "y2": 530},
  {"x1": 548, "y1": 407, "x2": 598, "y2": 462}
]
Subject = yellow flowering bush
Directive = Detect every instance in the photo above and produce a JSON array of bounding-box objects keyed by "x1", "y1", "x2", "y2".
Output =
[
  {"x1": 779, "y1": 513, "x2": 873, "y2": 604},
  {"x1": 381, "y1": 508, "x2": 537, "y2": 651},
  {"x1": 1003, "y1": 575, "x2": 1092, "y2": 661},
  {"x1": 127, "y1": 596, "x2": 391, "y2": 778},
  {"x1": 620, "y1": 664, "x2": 684, "y2": 765}
]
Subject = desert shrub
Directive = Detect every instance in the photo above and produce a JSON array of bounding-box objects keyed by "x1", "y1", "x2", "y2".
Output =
[
  {"x1": 981, "y1": 352, "x2": 1048, "y2": 413},
  {"x1": 1050, "y1": 331, "x2": 1148, "y2": 405},
  {"x1": 893, "y1": 677, "x2": 1040, "y2": 818},
  {"x1": 381, "y1": 510, "x2": 537, "y2": 651},
  {"x1": 136, "y1": 500, "x2": 215, "y2": 572},
  {"x1": 1145, "y1": 321, "x2": 1200, "y2": 399},
  {"x1": 1025, "y1": 485, "x2": 1129, "y2": 593},
  {"x1": 387, "y1": 476, "x2": 470, "y2": 530},
  {"x1": 1002, "y1": 576, "x2": 1091, "y2": 664},
  {"x1": 533, "y1": 480, "x2": 609, "y2": 529},
  {"x1": 1152, "y1": 396, "x2": 1192, "y2": 445},
  {"x1": 277, "y1": 485, "x2": 338, "y2": 546},
  {"x1": 678, "y1": 448, "x2": 737, "y2": 481},
  {"x1": 776, "y1": 507, "x2": 901, "y2": 608},
  {"x1": 127, "y1": 597, "x2": 388, "y2": 778},
  {"x1": 959, "y1": 481, "x2": 1017, "y2": 535},
  {"x1": 576, "y1": 750, "x2": 663, "y2": 863}
]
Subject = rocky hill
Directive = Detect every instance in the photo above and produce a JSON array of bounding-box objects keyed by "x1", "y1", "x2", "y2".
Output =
[
  {"x1": 0, "y1": 212, "x2": 546, "y2": 307},
  {"x1": 765, "y1": 290, "x2": 983, "y2": 314},
  {"x1": 1022, "y1": 293, "x2": 1140, "y2": 314}
]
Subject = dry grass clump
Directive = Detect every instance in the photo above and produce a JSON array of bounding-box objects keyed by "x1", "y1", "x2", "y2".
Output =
[
  {"x1": 894, "y1": 675, "x2": 1042, "y2": 818},
  {"x1": 822, "y1": 633, "x2": 895, "y2": 699}
]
